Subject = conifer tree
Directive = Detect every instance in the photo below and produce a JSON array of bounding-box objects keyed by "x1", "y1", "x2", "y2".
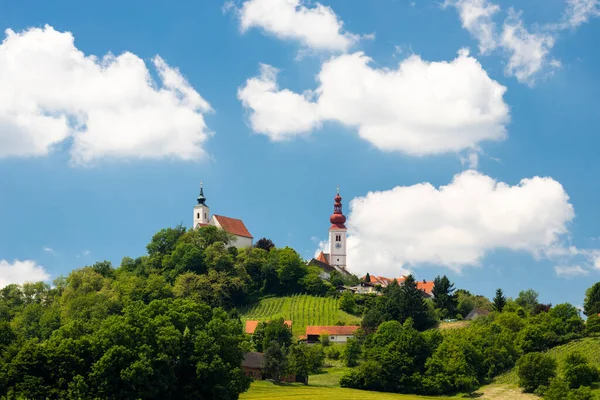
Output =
[{"x1": 493, "y1": 288, "x2": 506, "y2": 312}]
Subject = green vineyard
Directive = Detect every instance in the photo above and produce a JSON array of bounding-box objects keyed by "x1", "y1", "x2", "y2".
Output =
[
  {"x1": 240, "y1": 294, "x2": 362, "y2": 336},
  {"x1": 494, "y1": 337, "x2": 600, "y2": 385}
]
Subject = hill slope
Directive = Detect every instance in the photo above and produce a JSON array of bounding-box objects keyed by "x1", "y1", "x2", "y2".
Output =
[
  {"x1": 495, "y1": 337, "x2": 600, "y2": 385},
  {"x1": 240, "y1": 294, "x2": 361, "y2": 336}
]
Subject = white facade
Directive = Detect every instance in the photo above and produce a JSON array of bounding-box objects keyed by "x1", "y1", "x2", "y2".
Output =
[
  {"x1": 193, "y1": 203, "x2": 210, "y2": 228},
  {"x1": 328, "y1": 334, "x2": 354, "y2": 343},
  {"x1": 211, "y1": 216, "x2": 253, "y2": 249},
  {"x1": 328, "y1": 228, "x2": 347, "y2": 268}
]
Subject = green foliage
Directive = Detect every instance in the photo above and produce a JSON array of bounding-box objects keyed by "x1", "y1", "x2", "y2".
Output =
[
  {"x1": 493, "y1": 289, "x2": 507, "y2": 312},
  {"x1": 254, "y1": 237, "x2": 275, "y2": 252},
  {"x1": 515, "y1": 289, "x2": 539, "y2": 315},
  {"x1": 432, "y1": 275, "x2": 457, "y2": 318},
  {"x1": 563, "y1": 351, "x2": 600, "y2": 388},
  {"x1": 361, "y1": 275, "x2": 437, "y2": 333},
  {"x1": 545, "y1": 378, "x2": 596, "y2": 400},
  {"x1": 264, "y1": 341, "x2": 288, "y2": 383},
  {"x1": 339, "y1": 292, "x2": 357, "y2": 315},
  {"x1": 587, "y1": 313, "x2": 600, "y2": 335},
  {"x1": 287, "y1": 343, "x2": 310, "y2": 382},
  {"x1": 344, "y1": 337, "x2": 361, "y2": 367},
  {"x1": 517, "y1": 352, "x2": 557, "y2": 392},
  {"x1": 584, "y1": 282, "x2": 600, "y2": 317},
  {"x1": 325, "y1": 345, "x2": 341, "y2": 360},
  {"x1": 320, "y1": 333, "x2": 331, "y2": 346}
]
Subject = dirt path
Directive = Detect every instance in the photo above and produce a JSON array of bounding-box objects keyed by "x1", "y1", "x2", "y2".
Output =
[{"x1": 471, "y1": 384, "x2": 538, "y2": 400}]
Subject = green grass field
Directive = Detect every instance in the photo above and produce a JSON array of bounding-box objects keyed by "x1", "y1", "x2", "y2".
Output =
[
  {"x1": 241, "y1": 367, "x2": 536, "y2": 400},
  {"x1": 240, "y1": 294, "x2": 361, "y2": 336},
  {"x1": 494, "y1": 337, "x2": 600, "y2": 385}
]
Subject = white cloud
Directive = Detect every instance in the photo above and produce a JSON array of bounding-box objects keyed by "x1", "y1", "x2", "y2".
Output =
[
  {"x1": 0, "y1": 25, "x2": 213, "y2": 164},
  {"x1": 444, "y1": 0, "x2": 559, "y2": 84},
  {"x1": 42, "y1": 246, "x2": 55, "y2": 255},
  {"x1": 554, "y1": 265, "x2": 589, "y2": 277},
  {"x1": 501, "y1": 10, "x2": 557, "y2": 85},
  {"x1": 444, "y1": 0, "x2": 500, "y2": 54},
  {"x1": 559, "y1": 0, "x2": 600, "y2": 29},
  {"x1": 239, "y1": 50, "x2": 509, "y2": 155},
  {"x1": 237, "y1": 0, "x2": 360, "y2": 52},
  {"x1": 460, "y1": 152, "x2": 479, "y2": 169},
  {"x1": 316, "y1": 171, "x2": 575, "y2": 276},
  {"x1": 0, "y1": 259, "x2": 51, "y2": 288}
]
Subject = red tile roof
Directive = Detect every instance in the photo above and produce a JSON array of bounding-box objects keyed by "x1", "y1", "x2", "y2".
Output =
[
  {"x1": 245, "y1": 320, "x2": 292, "y2": 334},
  {"x1": 316, "y1": 251, "x2": 329, "y2": 265},
  {"x1": 361, "y1": 275, "x2": 407, "y2": 287},
  {"x1": 306, "y1": 326, "x2": 359, "y2": 336},
  {"x1": 213, "y1": 215, "x2": 253, "y2": 238},
  {"x1": 417, "y1": 281, "x2": 435, "y2": 295}
]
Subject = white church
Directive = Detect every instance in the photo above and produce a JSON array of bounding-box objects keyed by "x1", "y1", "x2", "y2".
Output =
[
  {"x1": 309, "y1": 190, "x2": 351, "y2": 277},
  {"x1": 193, "y1": 184, "x2": 253, "y2": 249}
]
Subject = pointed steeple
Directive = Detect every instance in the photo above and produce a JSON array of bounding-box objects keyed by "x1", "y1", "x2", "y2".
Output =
[{"x1": 197, "y1": 181, "x2": 207, "y2": 206}]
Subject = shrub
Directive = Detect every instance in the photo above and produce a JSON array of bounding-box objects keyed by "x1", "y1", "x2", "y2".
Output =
[
  {"x1": 563, "y1": 351, "x2": 600, "y2": 389},
  {"x1": 319, "y1": 333, "x2": 330, "y2": 347},
  {"x1": 325, "y1": 345, "x2": 341, "y2": 360},
  {"x1": 516, "y1": 352, "x2": 557, "y2": 393},
  {"x1": 344, "y1": 337, "x2": 361, "y2": 367},
  {"x1": 339, "y1": 360, "x2": 383, "y2": 391}
]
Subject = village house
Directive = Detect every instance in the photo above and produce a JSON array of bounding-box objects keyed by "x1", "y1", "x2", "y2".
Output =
[
  {"x1": 305, "y1": 325, "x2": 360, "y2": 344},
  {"x1": 465, "y1": 308, "x2": 491, "y2": 321},
  {"x1": 244, "y1": 320, "x2": 292, "y2": 335},
  {"x1": 241, "y1": 352, "x2": 264, "y2": 380}
]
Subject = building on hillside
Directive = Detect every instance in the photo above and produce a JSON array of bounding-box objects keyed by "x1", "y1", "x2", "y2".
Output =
[
  {"x1": 307, "y1": 189, "x2": 351, "y2": 278},
  {"x1": 192, "y1": 183, "x2": 253, "y2": 249},
  {"x1": 465, "y1": 308, "x2": 490, "y2": 320},
  {"x1": 244, "y1": 320, "x2": 292, "y2": 335},
  {"x1": 242, "y1": 352, "x2": 265, "y2": 380},
  {"x1": 360, "y1": 275, "x2": 435, "y2": 298},
  {"x1": 306, "y1": 325, "x2": 360, "y2": 344},
  {"x1": 349, "y1": 281, "x2": 378, "y2": 295}
]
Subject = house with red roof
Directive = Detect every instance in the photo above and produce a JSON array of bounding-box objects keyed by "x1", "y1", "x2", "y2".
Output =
[
  {"x1": 305, "y1": 325, "x2": 360, "y2": 343},
  {"x1": 244, "y1": 320, "x2": 292, "y2": 335},
  {"x1": 359, "y1": 274, "x2": 435, "y2": 298},
  {"x1": 192, "y1": 183, "x2": 253, "y2": 248}
]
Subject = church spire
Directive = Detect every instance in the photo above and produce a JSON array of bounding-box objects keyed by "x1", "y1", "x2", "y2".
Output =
[
  {"x1": 197, "y1": 181, "x2": 207, "y2": 205},
  {"x1": 329, "y1": 188, "x2": 346, "y2": 229}
]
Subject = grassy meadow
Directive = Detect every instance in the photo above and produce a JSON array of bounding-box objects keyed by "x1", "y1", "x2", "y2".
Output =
[{"x1": 240, "y1": 294, "x2": 361, "y2": 336}]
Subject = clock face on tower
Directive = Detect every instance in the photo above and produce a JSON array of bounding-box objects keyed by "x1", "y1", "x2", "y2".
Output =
[{"x1": 335, "y1": 243, "x2": 342, "y2": 249}]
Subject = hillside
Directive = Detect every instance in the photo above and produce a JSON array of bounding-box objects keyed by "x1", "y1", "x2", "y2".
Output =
[
  {"x1": 494, "y1": 337, "x2": 600, "y2": 385},
  {"x1": 240, "y1": 294, "x2": 362, "y2": 336}
]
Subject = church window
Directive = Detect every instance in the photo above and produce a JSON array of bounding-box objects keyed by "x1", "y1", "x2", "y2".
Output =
[
  {"x1": 204, "y1": 213, "x2": 207, "y2": 219},
  {"x1": 197, "y1": 213, "x2": 200, "y2": 219}
]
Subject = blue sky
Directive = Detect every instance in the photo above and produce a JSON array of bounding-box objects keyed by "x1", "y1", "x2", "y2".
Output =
[{"x1": 0, "y1": 0, "x2": 599, "y2": 309}]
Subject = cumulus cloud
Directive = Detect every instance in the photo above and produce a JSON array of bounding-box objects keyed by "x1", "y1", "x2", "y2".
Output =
[
  {"x1": 236, "y1": 0, "x2": 361, "y2": 52},
  {"x1": 444, "y1": 0, "x2": 560, "y2": 84},
  {"x1": 554, "y1": 265, "x2": 589, "y2": 277},
  {"x1": 0, "y1": 25, "x2": 213, "y2": 164},
  {"x1": 0, "y1": 259, "x2": 51, "y2": 288},
  {"x1": 317, "y1": 171, "x2": 575, "y2": 276},
  {"x1": 239, "y1": 50, "x2": 509, "y2": 155}
]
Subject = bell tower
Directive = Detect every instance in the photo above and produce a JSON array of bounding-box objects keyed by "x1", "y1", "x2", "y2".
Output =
[
  {"x1": 328, "y1": 188, "x2": 347, "y2": 269},
  {"x1": 193, "y1": 182, "x2": 210, "y2": 228}
]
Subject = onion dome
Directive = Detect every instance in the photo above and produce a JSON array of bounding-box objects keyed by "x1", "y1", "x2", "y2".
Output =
[{"x1": 329, "y1": 189, "x2": 347, "y2": 229}]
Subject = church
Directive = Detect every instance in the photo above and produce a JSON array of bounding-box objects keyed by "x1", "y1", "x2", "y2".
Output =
[
  {"x1": 308, "y1": 190, "x2": 351, "y2": 278},
  {"x1": 193, "y1": 184, "x2": 253, "y2": 249}
]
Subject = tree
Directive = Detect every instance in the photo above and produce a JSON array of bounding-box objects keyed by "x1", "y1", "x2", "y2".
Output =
[
  {"x1": 584, "y1": 282, "x2": 600, "y2": 317},
  {"x1": 261, "y1": 318, "x2": 293, "y2": 351},
  {"x1": 563, "y1": 351, "x2": 600, "y2": 389},
  {"x1": 515, "y1": 289, "x2": 539, "y2": 314},
  {"x1": 586, "y1": 313, "x2": 600, "y2": 335},
  {"x1": 516, "y1": 352, "x2": 557, "y2": 392},
  {"x1": 254, "y1": 238, "x2": 275, "y2": 252},
  {"x1": 493, "y1": 289, "x2": 506, "y2": 312},
  {"x1": 344, "y1": 337, "x2": 361, "y2": 367},
  {"x1": 432, "y1": 275, "x2": 457, "y2": 318},
  {"x1": 287, "y1": 343, "x2": 309, "y2": 384},
  {"x1": 364, "y1": 273, "x2": 371, "y2": 283},
  {"x1": 263, "y1": 341, "x2": 288, "y2": 383},
  {"x1": 339, "y1": 292, "x2": 356, "y2": 314}
]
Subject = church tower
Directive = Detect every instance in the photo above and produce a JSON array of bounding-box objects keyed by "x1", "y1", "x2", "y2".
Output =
[
  {"x1": 193, "y1": 182, "x2": 210, "y2": 228},
  {"x1": 328, "y1": 189, "x2": 347, "y2": 269}
]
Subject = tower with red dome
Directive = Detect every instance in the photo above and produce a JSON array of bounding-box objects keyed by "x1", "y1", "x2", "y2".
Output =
[{"x1": 328, "y1": 188, "x2": 347, "y2": 269}]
